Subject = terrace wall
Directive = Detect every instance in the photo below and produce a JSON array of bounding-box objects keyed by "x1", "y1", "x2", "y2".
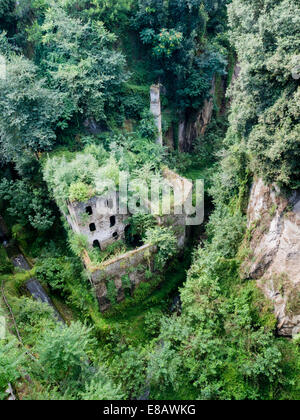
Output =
[{"x1": 88, "y1": 244, "x2": 157, "y2": 312}]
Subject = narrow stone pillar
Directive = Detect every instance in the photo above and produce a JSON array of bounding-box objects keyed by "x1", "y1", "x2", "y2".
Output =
[{"x1": 150, "y1": 84, "x2": 163, "y2": 146}]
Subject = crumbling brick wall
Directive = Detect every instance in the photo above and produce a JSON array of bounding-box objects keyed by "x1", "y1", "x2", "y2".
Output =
[{"x1": 87, "y1": 244, "x2": 157, "y2": 311}]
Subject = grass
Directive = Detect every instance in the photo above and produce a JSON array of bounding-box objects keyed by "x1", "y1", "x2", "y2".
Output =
[
  {"x1": 99, "y1": 257, "x2": 190, "y2": 344},
  {"x1": 51, "y1": 295, "x2": 76, "y2": 324}
]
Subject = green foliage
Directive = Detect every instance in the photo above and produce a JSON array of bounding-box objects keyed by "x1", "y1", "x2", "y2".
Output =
[
  {"x1": 227, "y1": 0, "x2": 300, "y2": 189},
  {"x1": 79, "y1": 372, "x2": 124, "y2": 400},
  {"x1": 0, "y1": 0, "x2": 15, "y2": 22},
  {"x1": 141, "y1": 27, "x2": 183, "y2": 58},
  {"x1": 107, "y1": 280, "x2": 118, "y2": 305},
  {"x1": 121, "y1": 275, "x2": 132, "y2": 294},
  {"x1": 43, "y1": 145, "x2": 104, "y2": 209},
  {"x1": 145, "y1": 226, "x2": 178, "y2": 270},
  {"x1": 30, "y1": 3, "x2": 127, "y2": 124},
  {"x1": 69, "y1": 182, "x2": 93, "y2": 203},
  {"x1": 106, "y1": 344, "x2": 148, "y2": 399},
  {"x1": 145, "y1": 242, "x2": 299, "y2": 400},
  {"x1": 0, "y1": 245, "x2": 13, "y2": 274},
  {"x1": 133, "y1": 0, "x2": 227, "y2": 111},
  {"x1": 13, "y1": 297, "x2": 57, "y2": 346},
  {"x1": 0, "y1": 178, "x2": 55, "y2": 231},
  {"x1": 127, "y1": 214, "x2": 157, "y2": 239},
  {"x1": 0, "y1": 54, "x2": 64, "y2": 164},
  {"x1": 143, "y1": 308, "x2": 163, "y2": 337},
  {"x1": 137, "y1": 109, "x2": 158, "y2": 141},
  {"x1": 0, "y1": 338, "x2": 24, "y2": 399},
  {"x1": 206, "y1": 206, "x2": 246, "y2": 258},
  {"x1": 36, "y1": 321, "x2": 96, "y2": 384},
  {"x1": 122, "y1": 83, "x2": 150, "y2": 120},
  {"x1": 93, "y1": 241, "x2": 129, "y2": 266},
  {"x1": 61, "y1": 0, "x2": 133, "y2": 30},
  {"x1": 68, "y1": 233, "x2": 89, "y2": 258},
  {"x1": 109, "y1": 132, "x2": 166, "y2": 172},
  {"x1": 36, "y1": 257, "x2": 71, "y2": 295}
]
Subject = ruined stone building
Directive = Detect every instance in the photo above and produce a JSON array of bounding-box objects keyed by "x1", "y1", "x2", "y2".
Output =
[
  {"x1": 66, "y1": 192, "x2": 128, "y2": 251},
  {"x1": 65, "y1": 168, "x2": 193, "y2": 312},
  {"x1": 60, "y1": 85, "x2": 197, "y2": 312},
  {"x1": 150, "y1": 84, "x2": 163, "y2": 146}
]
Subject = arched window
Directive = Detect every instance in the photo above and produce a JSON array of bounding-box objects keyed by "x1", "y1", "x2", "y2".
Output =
[
  {"x1": 110, "y1": 216, "x2": 116, "y2": 227},
  {"x1": 106, "y1": 199, "x2": 114, "y2": 209},
  {"x1": 89, "y1": 223, "x2": 96, "y2": 232},
  {"x1": 93, "y1": 240, "x2": 101, "y2": 250},
  {"x1": 86, "y1": 206, "x2": 93, "y2": 215}
]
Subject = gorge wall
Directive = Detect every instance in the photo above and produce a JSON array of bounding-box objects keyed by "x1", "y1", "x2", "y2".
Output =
[
  {"x1": 178, "y1": 77, "x2": 216, "y2": 152},
  {"x1": 242, "y1": 178, "x2": 300, "y2": 337}
]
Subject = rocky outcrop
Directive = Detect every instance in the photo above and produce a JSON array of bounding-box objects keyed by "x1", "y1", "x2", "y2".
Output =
[
  {"x1": 178, "y1": 77, "x2": 216, "y2": 152},
  {"x1": 231, "y1": 63, "x2": 241, "y2": 87},
  {"x1": 242, "y1": 178, "x2": 300, "y2": 337}
]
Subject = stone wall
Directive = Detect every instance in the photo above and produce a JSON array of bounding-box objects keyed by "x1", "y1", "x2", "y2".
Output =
[
  {"x1": 150, "y1": 85, "x2": 163, "y2": 146},
  {"x1": 87, "y1": 244, "x2": 157, "y2": 312},
  {"x1": 65, "y1": 168, "x2": 193, "y2": 312},
  {"x1": 242, "y1": 178, "x2": 300, "y2": 337},
  {"x1": 66, "y1": 193, "x2": 128, "y2": 250}
]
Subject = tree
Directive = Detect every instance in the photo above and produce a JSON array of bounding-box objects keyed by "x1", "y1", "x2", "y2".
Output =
[
  {"x1": 0, "y1": 54, "x2": 64, "y2": 163},
  {"x1": 61, "y1": 0, "x2": 134, "y2": 29},
  {"x1": 227, "y1": 0, "x2": 300, "y2": 189},
  {"x1": 0, "y1": 0, "x2": 17, "y2": 34},
  {"x1": 145, "y1": 226, "x2": 178, "y2": 269},
  {"x1": 80, "y1": 372, "x2": 124, "y2": 400},
  {"x1": 31, "y1": 3, "x2": 127, "y2": 124},
  {"x1": 0, "y1": 338, "x2": 24, "y2": 400},
  {"x1": 133, "y1": 0, "x2": 227, "y2": 111},
  {"x1": 36, "y1": 322, "x2": 96, "y2": 385},
  {"x1": 0, "y1": 178, "x2": 55, "y2": 231}
]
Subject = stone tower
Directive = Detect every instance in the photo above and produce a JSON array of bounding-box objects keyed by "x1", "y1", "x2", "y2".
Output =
[{"x1": 150, "y1": 84, "x2": 163, "y2": 146}]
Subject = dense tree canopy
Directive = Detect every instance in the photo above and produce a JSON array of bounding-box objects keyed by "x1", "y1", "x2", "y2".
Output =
[
  {"x1": 227, "y1": 0, "x2": 300, "y2": 189},
  {"x1": 31, "y1": 3, "x2": 127, "y2": 124},
  {"x1": 0, "y1": 0, "x2": 299, "y2": 402},
  {"x1": 133, "y1": 0, "x2": 228, "y2": 110},
  {"x1": 0, "y1": 54, "x2": 64, "y2": 163}
]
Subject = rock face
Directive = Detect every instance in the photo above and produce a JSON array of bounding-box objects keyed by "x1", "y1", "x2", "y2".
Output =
[
  {"x1": 243, "y1": 178, "x2": 300, "y2": 337},
  {"x1": 178, "y1": 77, "x2": 215, "y2": 152}
]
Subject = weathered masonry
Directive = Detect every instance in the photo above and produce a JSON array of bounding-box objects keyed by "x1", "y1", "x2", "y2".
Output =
[
  {"x1": 83, "y1": 244, "x2": 157, "y2": 311},
  {"x1": 66, "y1": 193, "x2": 128, "y2": 251},
  {"x1": 150, "y1": 84, "x2": 163, "y2": 146},
  {"x1": 65, "y1": 168, "x2": 193, "y2": 312}
]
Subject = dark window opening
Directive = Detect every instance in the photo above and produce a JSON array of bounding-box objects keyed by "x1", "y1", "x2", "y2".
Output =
[
  {"x1": 110, "y1": 215, "x2": 116, "y2": 227},
  {"x1": 93, "y1": 240, "x2": 101, "y2": 250},
  {"x1": 86, "y1": 206, "x2": 93, "y2": 215},
  {"x1": 107, "y1": 199, "x2": 113, "y2": 209},
  {"x1": 113, "y1": 232, "x2": 119, "y2": 240},
  {"x1": 89, "y1": 223, "x2": 96, "y2": 232},
  {"x1": 125, "y1": 224, "x2": 143, "y2": 248}
]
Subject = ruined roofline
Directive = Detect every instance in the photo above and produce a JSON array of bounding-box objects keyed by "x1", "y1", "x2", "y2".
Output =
[
  {"x1": 66, "y1": 167, "x2": 193, "y2": 210},
  {"x1": 83, "y1": 243, "x2": 157, "y2": 273}
]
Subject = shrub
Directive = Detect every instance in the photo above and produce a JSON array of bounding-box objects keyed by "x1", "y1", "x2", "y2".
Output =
[
  {"x1": 107, "y1": 280, "x2": 118, "y2": 305},
  {"x1": 145, "y1": 226, "x2": 177, "y2": 270},
  {"x1": 69, "y1": 182, "x2": 93, "y2": 203},
  {"x1": 69, "y1": 233, "x2": 89, "y2": 257}
]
